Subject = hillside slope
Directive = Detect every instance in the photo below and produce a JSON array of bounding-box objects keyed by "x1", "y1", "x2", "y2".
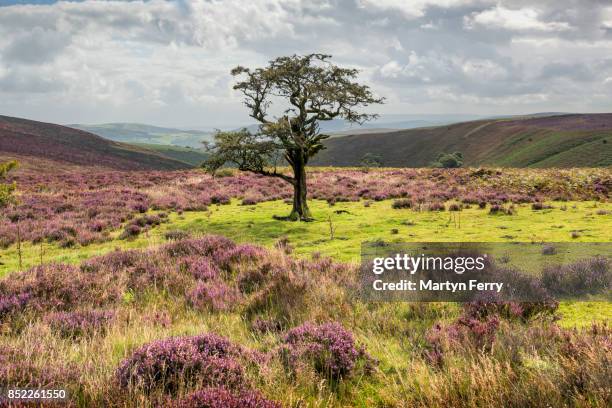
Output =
[
  {"x1": 69, "y1": 123, "x2": 214, "y2": 148},
  {"x1": 311, "y1": 114, "x2": 612, "y2": 168},
  {"x1": 131, "y1": 143, "x2": 209, "y2": 166},
  {"x1": 0, "y1": 115, "x2": 190, "y2": 170}
]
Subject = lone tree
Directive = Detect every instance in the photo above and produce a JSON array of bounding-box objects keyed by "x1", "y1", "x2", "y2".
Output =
[
  {"x1": 203, "y1": 54, "x2": 383, "y2": 220},
  {"x1": 0, "y1": 160, "x2": 17, "y2": 208}
]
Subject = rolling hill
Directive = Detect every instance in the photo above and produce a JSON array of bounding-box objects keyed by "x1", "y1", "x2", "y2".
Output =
[
  {"x1": 311, "y1": 114, "x2": 612, "y2": 168},
  {"x1": 69, "y1": 123, "x2": 214, "y2": 148},
  {"x1": 131, "y1": 143, "x2": 209, "y2": 167},
  {"x1": 0, "y1": 115, "x2": 190, "y2": 171}
]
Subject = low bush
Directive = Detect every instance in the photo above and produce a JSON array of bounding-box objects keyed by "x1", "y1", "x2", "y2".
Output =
[
  {"x1": 116, "y1": 333, "x2": 249, "y2": 393},
  {"x1": 391, "y1": 199, "x2": 412, "y2": 209},
  {"x1": 45, "y1": 309, "x2": 115, "y2": 338},
  {"x1": 280, "y1": 322, "x2": 375, "y2": 380},
  {"x1": 188, "y1": 281, "x2": 240, "y2": 312},
  {"x1": 541, "y1": 257, "x2": 610, "y2": 297}
]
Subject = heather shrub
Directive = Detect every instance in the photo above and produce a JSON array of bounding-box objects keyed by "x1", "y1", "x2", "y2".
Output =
[
  {"x1": 532, "y1": 202, "x2": 552, "y2": 210},
  {"x1": 237, "y1": 262, "x2": 274, "y2": 294},
  {"x1": 165, "y1": 229, "x2": 191, "y2": 241},
  {"x1": 423, "y1": 315, "x2": 501, "y2": 367},
  {"x1": 454, "y1": 314, "x2": 501, "y2": 352},
  {"x1": 120, "y1": 224, "x2": 141, "y2": 239},
  {"x1": 211, "y1": 194, "x2": 230, "y2": 205},
  {"x1": 280, "y1": 322, "x2": 375, "y2": 380},
  {"x1": 173, "y1": 387, "x2": 280, "y2": 408},
  {"x1": 448, "y1": 203, "x2": 462, "y2": 211},
  {"x1": 188, "y1": 281, "x2": 240, "y2": 312},
  {"x1": 251, "y1": 317, "x2": 283, "y2": 334},
  {"x1": 427, "y1": 202, "x2": 445, "y2": 211},
  {"x1": 216, "y1": 244, "x2": 267, "y2": 271},
  {"x1": 164, "y1": 236, "x2": 235, "y2": 259},
  {"x1": 116, "y1": 333, "x2": 249, "y2": 393},
  {"x1": 541, "y1": 256, "x2": 610, "y2": 297},
  {"x1": 45, "y1": 309, "x2": 115, "y2": 338},
  {"x1": 489, "y1": 204, "x2": 515, "y2": 215},
  {"x1": 0, "y1": 344, "x2": 79, "y2": 389},
  {"x1": 462, "y1": 291, "x2": 558, "y2": 322},
  {"x1": 0, "y1": 263, "x2": 121, "y2": 318},
  {"x1": 391, "y1": 199, "x2": 412, "y2": 209},
  {"x1": 244, "y1": 265, "x2": 311, "y2": 321},
  {"x1": 180, "y1": 256, "x2": 220, "y2": 281}
]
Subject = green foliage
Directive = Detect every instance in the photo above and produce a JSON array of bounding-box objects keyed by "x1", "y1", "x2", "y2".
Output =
[
  {"x1": 0, "y1": 160, "x2": 17, "y2": 207},
  {"x1": 432, "y1": 152, "x2": 464, "y2": 168},
  {"x1": 360, "y1": 152, "x2": 383, "y2": 168},
  {"x1": 203, "y1": 54, "x2": 384, "y2": 220}
]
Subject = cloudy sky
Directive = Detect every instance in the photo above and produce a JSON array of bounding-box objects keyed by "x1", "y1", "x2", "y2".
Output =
[{"x1": 1, "y1": 0, "x2": 611, "y2": 128}]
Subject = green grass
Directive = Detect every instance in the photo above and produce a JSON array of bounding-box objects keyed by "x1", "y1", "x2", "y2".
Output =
[
  {"x1": 2, "y1": 199, "x2": 610, "y2": 274},
  {"x1": 1, "y1": 198, "x2": 610, "y2": 407},
  {"x1": 1, "y1": 199, "x2": 610, "y2": 328}
]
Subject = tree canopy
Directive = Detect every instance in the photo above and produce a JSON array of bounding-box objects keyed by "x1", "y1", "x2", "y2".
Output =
[{"x1": 204, "y1": 54, "x2": 383, "y2": 220}]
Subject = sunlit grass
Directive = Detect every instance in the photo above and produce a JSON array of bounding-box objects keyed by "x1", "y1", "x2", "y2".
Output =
[{"x1": 2, "y1": 199, "x2": 610, "y2": 275}]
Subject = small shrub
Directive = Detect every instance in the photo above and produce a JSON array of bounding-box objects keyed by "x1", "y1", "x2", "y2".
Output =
[
  {"x1": 251, "y1": 317, "x2": 283, "y2": 334},
  {"x1": 280, "y1": 322, "x2": 375, "y2": 380},
  {"x1": 116, "y1": 333, "x2": 248, "y2": 393},
  {"x1": 427, "y1": 202, "x2": 445, "y2": 211},
  {"x1": 211, "y1": 194, "x2": 230, "y2": 205},
  {"x1": 541, "y1": 257, "x2": 610, "y2": 297},
  {"x1": 165, "y1": 230, "x2": 191, "y2": 241},
  {"x1": 448, "y1": 203, "x2": 462, "y2": 211},
  {"x1": 120, "y1": 224, "x2": 141, "y2": 239},
  {"x1": 45, "y1": 309, "x2": 115, "y2": 338},
  {"x1": 391, "y1": 199, "x2": 412, "y2": 209},
  {"x1": 188, "y1": 281, "x2": 240, "y2": 312},
  {"x1": 532, "y1": 202, "x2": 552, "y2": 210},
  {"x1": 489, "y1": 204, "x2": 515, "y2": 215},
  {"x1": 180, "y1": 256, "x2": 220, "y2": 281}
]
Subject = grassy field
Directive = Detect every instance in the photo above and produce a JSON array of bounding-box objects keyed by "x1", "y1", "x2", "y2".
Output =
[
  {"x1": 2, "y1": 198, "x2": 610, "y2": 329},
  {"x1": 2, "y1": 199, "x2": 610, "y2": 274},
  {"x1": 1, "y1": 166, "x2": 610, "y2": 407}
]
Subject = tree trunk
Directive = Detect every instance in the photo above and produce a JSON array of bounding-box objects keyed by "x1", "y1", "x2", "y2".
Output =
[{"x1": 289, "y1": 154, "x2": 311, "y2": 221}]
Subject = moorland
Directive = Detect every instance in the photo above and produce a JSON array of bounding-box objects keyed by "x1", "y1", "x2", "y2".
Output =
[{"x1": 0, "y1": 113, "x2": 610, "y2": 407}]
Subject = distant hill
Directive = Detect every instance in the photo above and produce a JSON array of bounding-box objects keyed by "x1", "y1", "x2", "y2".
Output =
[
  {"x1": 311, "y1": 114, "x2": 612, "y2": 168},
  {"x1": 0, "y1": 115, "x2": 190, "y2": 171},
  {"x1": 131, "y1": 143, "x2": 209, "y2": 167},
  {"x1": 69, "y1": 123, "x2": 214, "y2": 148}
]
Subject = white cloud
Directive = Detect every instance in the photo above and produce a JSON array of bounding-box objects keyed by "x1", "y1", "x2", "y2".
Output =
[
  {"x1": 462, "y1": 59, "x2": 507, "y2": 81},
  {"x1": 465, "y1": 6, "x2": 573, "y2": 32},
  {"x1": 357, "y1": 0, "x2": 487, "y2": 20},
  {"x1": 0, "y1": 0, "x2": 611, "y2": 124}
]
